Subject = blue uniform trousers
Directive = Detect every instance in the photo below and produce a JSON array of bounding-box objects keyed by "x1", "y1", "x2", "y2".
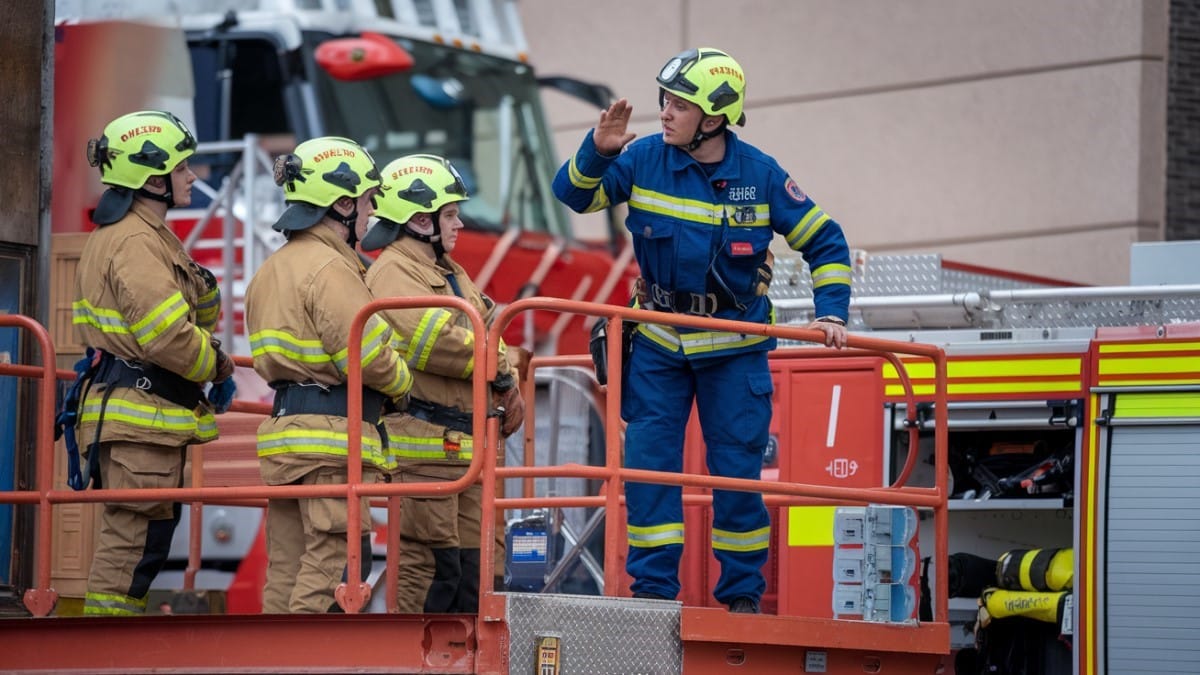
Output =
[{"x1": 621, "y1": 337, "x2": 772, "y2": 605}]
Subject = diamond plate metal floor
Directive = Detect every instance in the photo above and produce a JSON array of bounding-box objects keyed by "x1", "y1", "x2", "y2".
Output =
[{"x1": 504, "y1": 593, "x2": 682, "y2": 674}]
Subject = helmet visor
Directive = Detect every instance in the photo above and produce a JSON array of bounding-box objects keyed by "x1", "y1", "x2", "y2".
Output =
[{"x1": 168, "y1": 112, "x2": 198, "y2": 154}]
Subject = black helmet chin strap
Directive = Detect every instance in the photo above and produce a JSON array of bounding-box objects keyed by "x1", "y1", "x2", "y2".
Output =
[
  {"x1": 684, "y1": 118, "x2": 727, "y2": 153},
  {"x1": 405, "y1": 212, "x2": 446, "y2": 259},
  {"x1": 328, "y1": 205, "x2": 360, "y2": 248},
  {"x1": 137, "y1": 175, "x2": 176, "y2": 208}
]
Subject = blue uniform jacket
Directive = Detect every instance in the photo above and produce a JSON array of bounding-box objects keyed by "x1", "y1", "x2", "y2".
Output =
[{"x1": 553, "y1": 129, "x2": 851, "y2": 359}]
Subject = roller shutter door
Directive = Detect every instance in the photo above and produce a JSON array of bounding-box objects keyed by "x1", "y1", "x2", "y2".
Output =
[{"x1": 1107, "y1": 424, "x2": 1200, "y2": 674}]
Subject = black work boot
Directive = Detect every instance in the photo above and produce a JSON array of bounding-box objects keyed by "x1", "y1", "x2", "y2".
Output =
[{"x1": 728, "y1": 597, "x2": 760, "y2": 614}]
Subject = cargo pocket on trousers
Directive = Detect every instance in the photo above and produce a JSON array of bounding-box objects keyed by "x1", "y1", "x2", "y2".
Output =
[
  {"x1": 305, "y1": 467, "x2": 350, "y2": 535},
  {"x1": 108, "y1": 444, "x2": 183, "y2": 516}
]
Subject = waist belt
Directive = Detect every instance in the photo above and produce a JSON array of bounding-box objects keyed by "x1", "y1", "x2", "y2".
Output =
[
  {"x1": 94, "y1": 352, "x2": 204, "y2": 409},
  {"x1": 402, "y1": 397, "x2": 473, "y2": 435},
  {"x1": 271, "y1": 382, "x2": 386, "y2": 424},
  {"x1": 647, "y1": 282, "x2": 743, "y2": 316}
]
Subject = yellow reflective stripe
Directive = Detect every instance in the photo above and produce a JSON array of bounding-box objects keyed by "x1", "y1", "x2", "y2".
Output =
[
  {"x1": 811, "y1": 263, "x2": 852, "y2": 289},
  {"x1": 407, "y1": 308, "x2": 453, "y2": 370},
  {"x1": 881, "y1": 356, "x2": 1083, "y2": 397},
  {"x1": 84, "y1": 591, "x2": 146, "y2": 615},
  {"x1": 130, "y1": 291, "x2": 189, "y2": 346},
  {"x1": 636, "y1": 323, "x2": 682, "y2": 352},
  {"x1": 680, "y1": 331, "x2": 770, "y2": 355},
  {"x1": 387, "y1": 433, "x2": 474, "y2": 461},
  {"x1": 883, "y1": 357, "x2": 1082, "y2": 380},
  {"x1": 712, "y1": 525, "x2": 770, "y2": 552},
  {"x1": 250, "y1": 330, "x2": 332, "y2": 364},
  {"x1": 885, "y1": 380, "x2": 1083, "y2": 397},
  {"x1": 72, "y1": 299, "x2": 131, "y2": 335},
  {"x1": 1099, "y1": 355, "x2": 1200, "y2": 376},
  {"x1": 567, "y1": 155, "x2": 602, "y2": 189},
  {"x1": 257, "y1": 428, "x2": 388, "y2": 467},
  {"x1": 461, "y1": 332, "x2": 476, "y2": 378},
  {"x1": 195, "y1": 288, "x2": 221, "y2": 328},
  {"x1": 378, "y1": 363, "x2": 413, "y2": 399},
  {"x1": 629, "y1": 186, "x2": 724, "y2": 225},
  {"x1": 335, "y1": 317, "x2": 395, "y2": 374},
  {"x1": 1099, "y1": 341, "x2": 1200, "y2": 354},
  {"x1": 1112, "y1": 392, "x2": 1200, "y2": 418},
  {"x1": 786, "y1": 206, "x2": 830, "y2": 249},
  {"x1": 1095, "y1": 377, "x2": 1200, "y2": 387},
  {"x1": 81, "y1": 398, "x2": 217, "y2": 439},
  {"x1": 1083, "y1": 394, "x2": 1100, "y2": 675},
  {"x1": 627, "y1": 522, "x2": 685, "y2": 548},
  {"x1": 184, "y1": 328, "x2": 216, "y2": 381},
  {"x1": 584, "y1": 185, "x2": 611, "y2": 213},
  {"x1": 727, "y1": 203, "x2": 771, "y2": 227},
  {"x1": 634, "y1": 323, "x2": 770, "y2": 355},
  {"x1": 787, "y1": 506, "x2": 836, "y2": 547}
]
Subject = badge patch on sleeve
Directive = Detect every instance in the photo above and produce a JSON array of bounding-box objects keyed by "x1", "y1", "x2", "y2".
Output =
[
  {"x1": 784, "y1": 177, "x2": 807, "y2": 203},
  {"x1": 729, "y1": 241, "x2": 754, "y2": 256}
]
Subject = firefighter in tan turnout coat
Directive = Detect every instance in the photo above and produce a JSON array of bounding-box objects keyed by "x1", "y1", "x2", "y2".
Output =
[
  {"x1": 362, "y1": 154, "x2": 525, "y2": 613},
  {"x1": 245, "y1": 137, "x2": 413, "y2": 613},
  {"x1": 72, "y1": 110, "x2": 234, "y2": 615}
]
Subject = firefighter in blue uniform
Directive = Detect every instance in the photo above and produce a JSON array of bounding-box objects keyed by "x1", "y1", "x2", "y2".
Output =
[{"x1": 552, "y1": 47, "x2": 851, "y2": 613}]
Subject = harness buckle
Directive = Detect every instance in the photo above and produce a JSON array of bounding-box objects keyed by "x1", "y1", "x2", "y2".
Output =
[
  {"x1": 135, "y1": 376, "x2": 152, "y2": 391},
  {"x1": 686, "y1": 292, "x2": 719, "y2": 316}
]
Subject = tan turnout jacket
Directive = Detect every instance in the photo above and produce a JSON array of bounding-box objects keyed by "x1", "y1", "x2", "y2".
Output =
[
  {"x1": 246, "y1": 224, "x2": 412, "y2": 482},
  {"x1": 72, "y1": 200, "x2": 222, "y2": 446},
  {"x1": 365, "y1": 235, "x2": 513, "y2": 467}
]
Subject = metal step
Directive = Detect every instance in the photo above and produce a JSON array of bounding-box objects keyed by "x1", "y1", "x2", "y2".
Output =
[{"x1": 504, "y1": 593, "x2": 682, "y2": 674}]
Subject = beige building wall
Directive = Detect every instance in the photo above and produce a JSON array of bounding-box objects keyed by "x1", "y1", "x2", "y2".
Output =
[{"x1": 520, "y1": 0, "x2": 1168, "y2": 285}]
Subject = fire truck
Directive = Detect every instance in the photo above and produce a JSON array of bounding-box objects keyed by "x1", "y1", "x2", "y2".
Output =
[
  {"x1": 47, "y1": 0, "x2": 637, "y2": 604},
  {"x1": 4, "y1": 241, "x2": 1200, "y2": 673}
]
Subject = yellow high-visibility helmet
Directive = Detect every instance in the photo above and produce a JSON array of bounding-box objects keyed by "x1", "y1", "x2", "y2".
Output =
[
  {"x1": 361, "y1": 154, "x2": 469, "y2": 251},
  {"x1": 87, "y1": 110, "x2": 198, "y2": 189},
  {"x1": 272, "y1": 136, "x2": 381, "y2": 231},
  {"x1": 656, "y1": 47, "x2": 746, "y2": 126}
]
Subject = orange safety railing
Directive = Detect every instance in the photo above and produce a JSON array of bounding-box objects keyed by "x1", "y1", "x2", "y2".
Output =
[
  {"x1": 0, "y1": 297, "x2": 491, "y2": 617},
  {"x1": 483, "y1": 298, "x2": 949, "y2": 627},
  {"x1": 2, "y1": 296, "x2": 948, "y2": 664}
]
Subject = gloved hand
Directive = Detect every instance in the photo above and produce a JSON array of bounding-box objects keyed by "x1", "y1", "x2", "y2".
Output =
[
  {"x1": 755, "y1": 250, "x2": 775, "y2": 296},
  {"x1": 207, "y1": 377, "x2": 237, "y2": 414},
  {"x1": 492, "y1": 385, "x2": 525, "y2": 437}
]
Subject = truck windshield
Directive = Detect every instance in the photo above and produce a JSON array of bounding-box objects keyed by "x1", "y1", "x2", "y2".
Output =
[{"x1": 305, "y1": 34, "x2": 569, "y2": 238}]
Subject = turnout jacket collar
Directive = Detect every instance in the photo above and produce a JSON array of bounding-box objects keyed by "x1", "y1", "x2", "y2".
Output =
[
  {"x1": 664, "y1": 129, "x2": 741, "y2": 182},
  {"x1": 387, "y1": 235, "x2": 462, "y2": 283},
  {"x1": 291, "y1": 222, "x2": 368, "y2": 278}
]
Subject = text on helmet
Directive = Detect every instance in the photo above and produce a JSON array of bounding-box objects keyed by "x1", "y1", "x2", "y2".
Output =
[
  {"x1": 120, "y1": 125, "x2": 163, "y2": 143},
  {"x1": 708, "y1": 65, "x2": 743, "y2": 82},
  {"x1": 313, "y1": 147, "x2": 357, "y2": 162},
  {"x1": 390, "y1": 165, "x2": 435, "y2": 179}
]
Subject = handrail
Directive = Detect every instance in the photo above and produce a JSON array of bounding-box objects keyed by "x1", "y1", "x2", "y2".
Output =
[
  {"x1": 0, "y1": 300, "x2": 492, "y2": 616},
  {"x1": 487, "y1": 297, "x2": 949, "y2": 624},
  {"x1": 342, "y1": 294, "x2": 491, "y2": 613},
  {"x1": 3, "y1": 296, "x2": 948, "y2": 633},
  {"x1": 0, "y1": 314, "x2": 63, "y2": 617}
]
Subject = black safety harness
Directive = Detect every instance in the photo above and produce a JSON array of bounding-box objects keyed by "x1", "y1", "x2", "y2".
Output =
[
  {"x1": 395, "y1": 397, "x2": 474, "y2": 435},
  {"x1": 55, "y1": 348, "x2": 205, "y2": 490},
  {"x1": 271, "y1": 382, "x2": 388, "y2": 424}
]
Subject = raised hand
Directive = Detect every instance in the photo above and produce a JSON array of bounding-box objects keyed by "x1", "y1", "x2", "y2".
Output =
[{"x1": 594, "y1": 98, "x2": 638, "y2": 156}]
